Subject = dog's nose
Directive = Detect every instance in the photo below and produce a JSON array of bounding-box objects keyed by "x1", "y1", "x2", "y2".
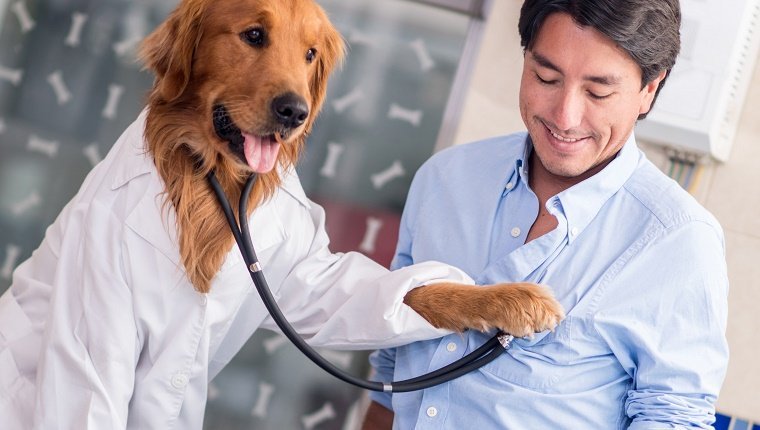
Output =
[{"x1": 272, "y1": 93, "x2": 309, "y2": 129}]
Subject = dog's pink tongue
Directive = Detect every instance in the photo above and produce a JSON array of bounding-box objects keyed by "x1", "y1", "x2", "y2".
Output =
[{"x1": 243, "y1": 133, "x2": 280, "y2": 173}]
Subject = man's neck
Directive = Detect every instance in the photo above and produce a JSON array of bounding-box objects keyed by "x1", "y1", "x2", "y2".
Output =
[
  {"x1": 523, "y1": 152, "x2": 614, "y2": 243},
  {"x1": 528, "y1": 155, "x2": 578, "y2": 206},
  {"x1": 527, "y1": 152, "x2": 615, "y2": 205}
]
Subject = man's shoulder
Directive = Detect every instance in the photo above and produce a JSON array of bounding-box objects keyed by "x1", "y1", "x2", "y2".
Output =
[
  {"x1": 405, "y1": 133, "x2": 527, "y2": 205},
  {"x1": 623, "y1": 157, "x2": 721, "y2": 233},
  {"x1": 421, "y1": 132, "x2": 527, "y2": 175}
]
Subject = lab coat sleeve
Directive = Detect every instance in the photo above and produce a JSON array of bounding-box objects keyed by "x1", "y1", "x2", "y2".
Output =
[
  {"x1": 33, "y1": 201, "x2": 138, "y2": 429},
  {"x1": 595, "y1": 221, "x2": 729, "y2": 429},
  {"x1": 258, "y1": 199, "x2": 471, "y2": 350}
]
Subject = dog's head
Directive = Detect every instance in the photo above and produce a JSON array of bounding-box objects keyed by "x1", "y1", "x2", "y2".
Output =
[{"x1": 139, "y1": 0, "x2": 345, "y2": 175}]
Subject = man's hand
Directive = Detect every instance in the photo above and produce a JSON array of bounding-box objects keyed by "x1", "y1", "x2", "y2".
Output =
[{"x1": 361, "y1": 401, "x2": 394, "y2": 430}]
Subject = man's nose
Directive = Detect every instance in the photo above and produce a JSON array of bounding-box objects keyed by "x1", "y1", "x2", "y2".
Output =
[{"x1": 551, "y1": 89, "x2": 584, "y2": 131}]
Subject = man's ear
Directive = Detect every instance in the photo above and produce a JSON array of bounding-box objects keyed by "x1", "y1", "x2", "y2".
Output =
[
  {"x1": 138, "y1": 0, "x2": 207, "y2": 102},
  {"x1": 639, "y1": 69, "x2": 668, "y2": 116}
]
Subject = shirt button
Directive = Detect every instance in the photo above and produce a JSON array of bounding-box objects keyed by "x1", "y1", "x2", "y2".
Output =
[
  {"x1": 200, "y1": 294, "x2": 208, "y2": 306},
  {"x1": 505, "y1": 181, "x2": 515, "y2": 190},
  {"x1": 426, "y1": 406, "x2": 438, "y2": 417},
  {"x1": 446, "y1": 342, "x2": 457, "y2": 352},
  {"x1": 171, "y1": 372, "x2": 189, "y2": 389},
  {"x1": 570, "y1": 227, "x2": 579, "y2": 237},
  {"x1": 510, "y1": 227, "x2": 521, "y2": 238}
]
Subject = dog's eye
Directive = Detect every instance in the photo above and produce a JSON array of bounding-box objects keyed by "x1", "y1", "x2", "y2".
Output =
[
  {"x1": 241, "y1": 28, "x2": 266, "y2": 47},
  {"x1": 306, "y1": 48, "x2": 316, "y2": 64}
]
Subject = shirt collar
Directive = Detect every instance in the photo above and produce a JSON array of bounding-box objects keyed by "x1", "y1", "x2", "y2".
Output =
[
  {"x1": 554, "y1": 132, "x2": 641, "y2": 243},
  {"x1": 501, "y1": 134, "x2": 532, "y2": 197}
]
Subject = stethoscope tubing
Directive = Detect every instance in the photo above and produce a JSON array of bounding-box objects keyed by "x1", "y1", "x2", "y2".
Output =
[{"x1": 208, "y1": 171, "x2": 513, "y2": 393}]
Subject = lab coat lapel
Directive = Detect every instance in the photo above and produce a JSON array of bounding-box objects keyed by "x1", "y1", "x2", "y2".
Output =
[
  {"x1": 124, "y1": 175, "x2": 182, "y2": 268},
  {"x1": 124, "y1": 171, "x2": 288, "y2": 278}
]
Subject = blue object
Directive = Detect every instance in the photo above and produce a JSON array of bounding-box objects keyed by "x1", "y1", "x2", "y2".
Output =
[{"x1": 369, "y1": 133, "x2": 729, "y2": 429}]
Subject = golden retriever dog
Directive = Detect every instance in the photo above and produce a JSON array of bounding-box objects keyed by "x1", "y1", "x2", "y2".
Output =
[
  {"x1": 0, "y1": 0, "x2": 563, "y2": 426},
  {"x1": 138, "y1": 0, "x2": 563, "y2": 333}
]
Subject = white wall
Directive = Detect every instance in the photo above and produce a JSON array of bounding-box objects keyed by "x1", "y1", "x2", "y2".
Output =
[{"x1": 452, "y1": 0, "x2": 760, "y2": 421}]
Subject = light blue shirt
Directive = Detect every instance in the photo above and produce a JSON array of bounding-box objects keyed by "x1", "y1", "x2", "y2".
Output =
[{"x1": 370, "y1": 133, "x2": 729, "y2": 429}]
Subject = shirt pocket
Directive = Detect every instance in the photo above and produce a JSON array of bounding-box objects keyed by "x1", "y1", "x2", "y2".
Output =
[{"x1": 477, "y1": 316, "x2": 578, "y2": 391}]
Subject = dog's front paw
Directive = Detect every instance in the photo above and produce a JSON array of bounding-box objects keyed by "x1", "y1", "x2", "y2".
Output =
[
  {"x1": 477, "y1": 283, "x2": 564, "y2": 337},
  {"x1": 404, "y1": 282, "x2": 564, "y2": 335}
]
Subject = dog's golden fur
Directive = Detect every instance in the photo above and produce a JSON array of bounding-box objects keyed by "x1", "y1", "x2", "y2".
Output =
[
  {"x1": 139, "y1": 0, "x2": 343, "y2": 292},
  {"x1": 138, "y1": 0, "x2": 563, "y2": 336}
]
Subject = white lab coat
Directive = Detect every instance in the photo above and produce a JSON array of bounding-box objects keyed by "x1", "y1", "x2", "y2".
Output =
[{"x1": 0, "y1": 110, "x2": 467, "y2": 429}]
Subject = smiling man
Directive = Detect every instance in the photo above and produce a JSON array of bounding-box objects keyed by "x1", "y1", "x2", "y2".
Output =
[{"x1": 362, "y1": 0, "x2": 730, "y2": 428}]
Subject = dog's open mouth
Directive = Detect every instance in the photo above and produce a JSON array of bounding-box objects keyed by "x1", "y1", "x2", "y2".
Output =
[{"x1": 213, "y1": 105, "x2": 281, "y2": 173}]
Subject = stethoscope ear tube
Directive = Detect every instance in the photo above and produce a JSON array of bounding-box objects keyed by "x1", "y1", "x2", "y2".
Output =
[{"x1": 208, "y1": 171, "x2": 513, "y2": 393}]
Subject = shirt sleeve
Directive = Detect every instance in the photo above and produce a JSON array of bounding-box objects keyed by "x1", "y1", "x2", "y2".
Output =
[
  {"x1": 594, "y1": 220, "x2": 729, "y2": 429},
  {"x1": 32, "y1": 201, "x2": 138, "y2": 429},
  {"x1": 368, "y1": 347, "x2": 398, "y2": 409}
]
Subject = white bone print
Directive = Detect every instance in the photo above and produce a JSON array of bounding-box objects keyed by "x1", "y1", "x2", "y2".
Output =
[
  {"x1": 388, "y1": 103, "x2": 423, "y2": 127},
  {"x1": 332, "y1": 87, "x2": 364, "y2": 113},
  {"x1": 11, "y1": 192, "x2": 41, "y2": 217},
  {"x1": 112, "y1": 37, "x2": 141, "y2": 57},
  {"x1": 251, "y1": 382, "x2": 275, "y2": 418},
  {"x1": 83, "y1": 143, "x2": 102, "y2": 167},
  {"x1": 301, "y1": 403, "x2": 336, "y2": 430},
  {"x1": 319, "y1": 142, "x2": 345, "y2": 178},
  {"x1": 64, "y1": 12, "x2": 89, "y2": 47},
  {"x1": 263, "y1": 334, "x2": 288, "y2": 354},
  {"x1": 11, "y1": 1, "x2": 35, "y2": 33},
  {"x1": 358, "y1": 216, "x2": 383, "y2": 254},
  {"x1": 102, "y1": 84, "x2": 124, "y2": 119},
  {"x1": 371, "y1": 160, "x2": 405, "y2": 189},
  {"x1": 47, "y1": 71, "x2": 72, "y2": 105},
  {"x1": 409, "y1": 38, "x2": 435, "y2": 72},
  {"x1": 1, "y1": 244, "x2": 22, "y2": 279},
  {"x1": 347, "y1": 30, "x2": 375, "y2": 47},
  {"x1": 27, "y1": 135, "x2": 59, "y2": 158},
  {"x1": 0, "y1": 65, "x2": 23, "y2": 86}
]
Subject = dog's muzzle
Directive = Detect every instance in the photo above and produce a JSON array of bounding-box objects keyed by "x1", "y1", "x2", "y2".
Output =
[
  {"x1": 213, "y1": 104, "x2": 248, "y2": 163},
  {"x1": 213, "y1": 105, "x2": 244, "y2": 145},
  {"x1": 271, "y1": 92, "x2": 309, "y2": 130}
]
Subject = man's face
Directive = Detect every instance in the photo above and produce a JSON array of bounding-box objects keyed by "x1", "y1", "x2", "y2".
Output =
[{"x1": 519, "y1": 13, "x2": 664, "y2": 181}]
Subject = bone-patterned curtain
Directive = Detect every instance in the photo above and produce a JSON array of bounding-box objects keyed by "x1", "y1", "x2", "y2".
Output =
[{"x1": 0, "y1": 0, "x2": 479, "y2": 428}]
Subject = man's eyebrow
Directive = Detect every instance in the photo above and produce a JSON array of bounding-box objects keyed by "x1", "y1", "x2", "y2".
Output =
[
  {"x1": 530, "y1": 51, "x2": 622, "y2": 86},
  {"x1": 531, "y1": 51, "x2": 562, "y2": 73}
]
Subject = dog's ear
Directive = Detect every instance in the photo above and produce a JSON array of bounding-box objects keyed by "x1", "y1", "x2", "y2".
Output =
[
  {"x1": 139, "y1": 0, "x2": 206, "y2": 102},
  {"x1": 308, "y1": 20, "x2": 346, "y2": 129}
]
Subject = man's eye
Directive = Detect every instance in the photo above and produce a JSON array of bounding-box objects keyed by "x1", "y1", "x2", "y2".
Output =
[
  {"x1": 588, "y1": 91, "x2": 612, "y2": 100},
  {"x1": 535, "y1": 73, "x2": 556, "y2": 85},
  {"x1": 241, "y1": 28, "x2": 266, "y2": 47}
]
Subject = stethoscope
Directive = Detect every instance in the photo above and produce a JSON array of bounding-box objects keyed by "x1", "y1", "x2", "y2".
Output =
[{"x1": 208, "y1": 171, "x2": 515, "y2": 393}]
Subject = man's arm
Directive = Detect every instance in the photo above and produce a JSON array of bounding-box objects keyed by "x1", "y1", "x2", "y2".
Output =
[
  {"x1": 363, "y1": 346, "x2": 398, "y2": 429},
  {"x1": 597, "y1": 221, "x2": 729, "y2": 428}
]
